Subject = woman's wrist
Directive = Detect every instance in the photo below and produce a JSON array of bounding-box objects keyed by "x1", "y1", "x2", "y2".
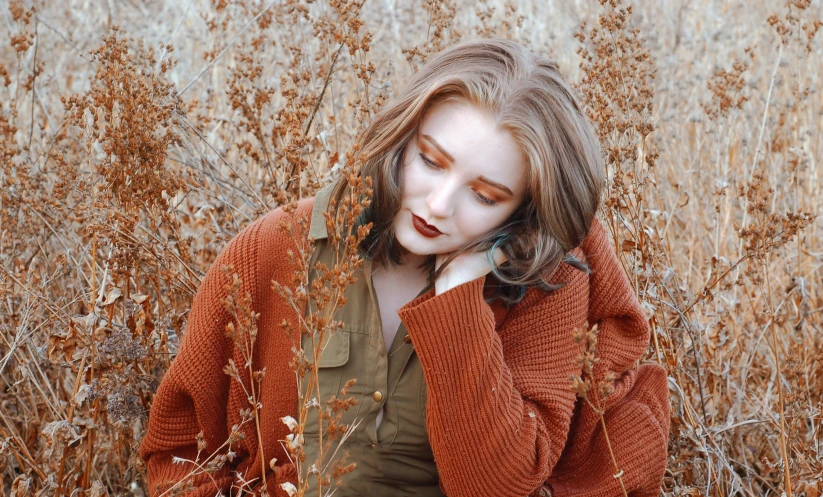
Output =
[{"x1": 434, "y1": 248, "x2": 506, "y2": 295}]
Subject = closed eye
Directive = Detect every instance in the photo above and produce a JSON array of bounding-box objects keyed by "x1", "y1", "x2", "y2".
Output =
[
  {"x1": 419, "y1": 153, "x2": 498, "y2": 207},
  {"x1": 419, "y1": 153, "x2": 441, "y2": 170},
  {"x1": 474, "y1": 191, "x2": 497, "y2": 206}
]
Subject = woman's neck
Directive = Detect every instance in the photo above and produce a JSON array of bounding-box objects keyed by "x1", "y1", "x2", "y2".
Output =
[
  {"x1": 373, "y1": 251, "x2": 429, "y2": 282},
  {"x1": 394, "y1": 246, "x2": 428, "y2": 273}
]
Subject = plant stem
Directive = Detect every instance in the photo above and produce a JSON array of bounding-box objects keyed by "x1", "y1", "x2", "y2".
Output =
[
  {"x1": 766, "y1": 258, "x2": 792, "y2": 496},
  {"x1": 595, "y1": 398, "x2": 628, "y2": 497}
]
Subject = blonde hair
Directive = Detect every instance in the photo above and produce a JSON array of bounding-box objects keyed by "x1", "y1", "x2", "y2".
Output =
[{"x1": 331, "y1": 38, "x2": 603, "y2": 306}]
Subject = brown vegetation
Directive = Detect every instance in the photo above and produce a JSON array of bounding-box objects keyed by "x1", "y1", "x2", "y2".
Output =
[{"x1": 0, "y1": 0, "x2": 821, "y2": 495}]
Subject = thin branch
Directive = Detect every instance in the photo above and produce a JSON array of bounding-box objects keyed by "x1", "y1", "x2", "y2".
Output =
[
  {"x1": 304, "y1": 42, "x2": 345, "y2": 137},
  {"x1": 179, "y1": 1, "x2": 278, "y2": 96},
  {"x1": 28, "y1": 19, "x2": 38, "y2": 149}
]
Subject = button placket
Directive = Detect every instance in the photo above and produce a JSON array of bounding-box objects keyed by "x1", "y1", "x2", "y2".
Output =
[{"x1": 365, "y1": 259, "x2": 390, "y2": 443}]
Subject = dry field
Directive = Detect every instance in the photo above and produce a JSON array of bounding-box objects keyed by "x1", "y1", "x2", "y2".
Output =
[{"x1": 0, "y1": 0, "x2": 821, "y2": 495}]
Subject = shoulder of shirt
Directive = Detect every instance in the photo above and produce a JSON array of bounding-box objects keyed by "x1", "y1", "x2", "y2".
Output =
[
  {"x1": 534, "y1": 244, "x2": 590, "y2": 294},
  {"x1": 253, "y1": 182, "x2": 333, "y2": 248},
  {"x1": 308, "y1": 182, "x2": 334, "y2": 240}
]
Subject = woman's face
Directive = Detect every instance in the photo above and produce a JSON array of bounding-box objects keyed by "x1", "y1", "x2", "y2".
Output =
[{"x1": 393, "y1": 99, "x2": 529, "y2": 263}]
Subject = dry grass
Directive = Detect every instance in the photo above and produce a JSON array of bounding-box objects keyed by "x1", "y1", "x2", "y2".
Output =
[{"x1": 0, "y1": 0, "x2": 821, "y2": 495}]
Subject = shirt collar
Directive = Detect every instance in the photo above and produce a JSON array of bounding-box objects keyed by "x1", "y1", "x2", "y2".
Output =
[{"x1": 308, "y1": 182, "x2": 335, "y2": 240}]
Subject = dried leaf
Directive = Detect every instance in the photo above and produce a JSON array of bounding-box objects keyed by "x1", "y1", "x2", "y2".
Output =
[
  {"x1": 74, "y1": 384, "x2": 91, "y2": 406},
  {"x1": 47, "y1": 322, "x2": 85, "y2": 363},
  {"x1": 131, "y1": 293, "x2": 149, "y2": 304},
  {"x1": 10, "y1": 475, "x2": 32, "y2": 497},
  {"x1": 99, "y1": 287, "x2": 123, "y2": 306},
  {"x1": 620, "y1": 239, "x2": 636, "y2": 252},
  {"x1": 87, "y1": 480, "x2": 108, "y2": 497},
  {"x1": 82, "y1": 312, "x2": 99, "y2": 330}
]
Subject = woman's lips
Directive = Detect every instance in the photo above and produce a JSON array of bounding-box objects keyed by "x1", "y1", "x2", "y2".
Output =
[{"x1": 411, "y1": 213, "x2": 442, "y2": 238}]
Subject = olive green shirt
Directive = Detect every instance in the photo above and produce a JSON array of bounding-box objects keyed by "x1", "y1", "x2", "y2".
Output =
[{"x1": 300, "y1": 184, "x2": 445, "y2": 496}]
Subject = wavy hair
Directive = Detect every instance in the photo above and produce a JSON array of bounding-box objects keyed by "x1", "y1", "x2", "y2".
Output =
[{"x1": 329, "y1": 38, "x2": 603, "y2": 306}]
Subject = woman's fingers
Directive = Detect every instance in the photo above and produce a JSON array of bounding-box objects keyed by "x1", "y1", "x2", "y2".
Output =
[{"x1": 492, "y1": 246, "x2": 507, "y2": 267}]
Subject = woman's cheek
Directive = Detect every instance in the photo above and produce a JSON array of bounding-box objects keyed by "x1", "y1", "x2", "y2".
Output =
[
  {"x1": 405, "y1": 161, "x2": 435, "y2": 196},
  {"x1": 463, "y1": 210, "x2": 505, "y2": 242},
  {"x1": 399, "y1": 157, "x2": 421, "y2": 195}
]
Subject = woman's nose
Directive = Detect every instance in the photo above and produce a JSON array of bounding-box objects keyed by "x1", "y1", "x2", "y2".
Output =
[{"x1": 426, "y1": 182, "x2": 456, "y2": 219}]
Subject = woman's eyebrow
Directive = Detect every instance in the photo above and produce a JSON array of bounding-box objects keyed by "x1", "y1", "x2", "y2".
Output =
[
  {"x1": 421, "y1": 134, "x2": 514, "y2": 196},
  {"x1": 421, "y1": 134, "x2": 454, "y2": 162},
  {"x1": 477, "y1": 176, "x2": 513, "y2": 196}
]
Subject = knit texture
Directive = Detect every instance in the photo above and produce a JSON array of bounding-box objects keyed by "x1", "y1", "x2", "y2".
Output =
[{"x1": 139, "y1": 197, "x2": 670, "y2": 496}]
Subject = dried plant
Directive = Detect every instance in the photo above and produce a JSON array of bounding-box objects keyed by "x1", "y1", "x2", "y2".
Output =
[
  {"x1": 702, "y1": 50, "x2": 753, "y2": 122},
  {"x1": 570, "y1": 322, "x2": 627, "y2": 497},
  {"x1": 473, "y1": 0, "x2": 524, "y2": 40},
  {"x1": 272, "y1": 171, "x2": 373, "y2": 496},
  {"x1": 1, "y1": 0, "x2": 822, "y2": 495},
  {"x1": 575, "y1": 0, "x2": 821, "y2": 495},
  {"x1": 402, "y1": 0, "x2": 461, "y2": 69}
]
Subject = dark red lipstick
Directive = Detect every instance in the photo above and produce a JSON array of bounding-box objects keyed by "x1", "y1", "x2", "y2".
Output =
[{"x1": 411, "y1": 213, "x2": 442, "y2": 238}]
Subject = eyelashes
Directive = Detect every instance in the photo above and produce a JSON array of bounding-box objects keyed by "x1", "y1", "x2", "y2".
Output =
[
  {"x1": 419, "y1": 153, "x2": 440, "y2": 170},
  {"x1": 418, "y1": 153, "x2": 498, "y2": 206},
  {"x1": 473, "y1": 191, "x2": 498, "y2": 206}
]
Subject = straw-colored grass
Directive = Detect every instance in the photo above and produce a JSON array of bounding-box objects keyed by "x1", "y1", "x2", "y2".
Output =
[{"x1": 0, "y1": 0, "x2": 821, "y2": 495}]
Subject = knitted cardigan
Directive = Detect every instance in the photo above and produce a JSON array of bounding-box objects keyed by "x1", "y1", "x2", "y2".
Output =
[{"x1": 139, "y1": 195, "x2": 670, "y2": 497}]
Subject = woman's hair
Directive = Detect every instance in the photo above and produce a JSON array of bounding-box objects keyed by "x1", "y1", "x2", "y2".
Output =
[{"x1": 329, "y1": 38, "x2": 603, "y2": 307}]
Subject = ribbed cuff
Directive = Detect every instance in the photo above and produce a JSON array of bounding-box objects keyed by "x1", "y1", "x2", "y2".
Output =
[
  {"x1": 398, "y1": 276, "x2": 544, "y2": 496},
  {"x1": 397, "y1": 277, "x2": 496, "y2": 397}
]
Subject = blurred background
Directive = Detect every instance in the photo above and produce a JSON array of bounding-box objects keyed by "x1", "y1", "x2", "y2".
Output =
[{"x1": 0, "y1": 0, "x2": 821, "y2": 495}]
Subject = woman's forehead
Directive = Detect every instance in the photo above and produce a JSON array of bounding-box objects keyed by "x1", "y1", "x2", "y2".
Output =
[{"x1": 416, "y1": 100, "x2": 528, "y2": 195}]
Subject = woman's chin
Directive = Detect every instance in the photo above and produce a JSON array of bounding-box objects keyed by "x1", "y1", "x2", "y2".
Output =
[{"x1": 395, "y1": 230, "x2": 437, "y2": 259}]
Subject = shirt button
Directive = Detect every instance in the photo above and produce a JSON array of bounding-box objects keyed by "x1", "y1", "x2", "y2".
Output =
[{"x1": 372, "y1": 391, "x2": 383, "y2": 402}]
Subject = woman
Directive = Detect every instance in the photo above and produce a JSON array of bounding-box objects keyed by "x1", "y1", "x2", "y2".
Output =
[{"x1": 140, "y1": 39, "x2": 669, "y2": 497}]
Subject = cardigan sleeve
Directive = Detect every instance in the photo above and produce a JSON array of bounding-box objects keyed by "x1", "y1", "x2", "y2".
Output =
[
  {"x1": 582, "y1": 218, "x2": 650, "y2": 381},
  {"x1": 546, "y1": 218, "x2": 665, "y2": 496},
  {"x1": 397, "y1": 261, "x2": 588, "y2": 497},
  {"x1": 139, "y1": 215, "x2": 266, "y2": 496}
]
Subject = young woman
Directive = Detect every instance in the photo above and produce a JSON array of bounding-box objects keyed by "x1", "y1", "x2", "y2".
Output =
[{"x1": 140, "y1": 39, "x2": 670, "y2": 497}]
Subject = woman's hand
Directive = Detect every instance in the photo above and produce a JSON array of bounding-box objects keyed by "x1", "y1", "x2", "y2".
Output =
[{"x1": 434, "y1": 247, "x2": 507, "y2": 295}]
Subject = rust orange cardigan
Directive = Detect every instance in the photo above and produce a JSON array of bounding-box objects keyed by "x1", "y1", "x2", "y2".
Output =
[{"x1": 139, "y1": 196, "x2": 670, "y2": 496}]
